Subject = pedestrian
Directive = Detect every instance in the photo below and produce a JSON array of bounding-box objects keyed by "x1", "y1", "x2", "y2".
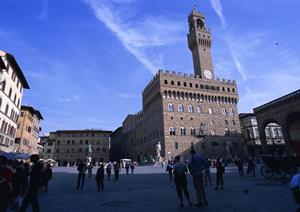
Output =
[
  {"x1": 166, "y1": 161, "x2": 173, "y2": 182},
  {"x1": 235, "y1": 158, "x2": 244, "y2": 177},
  {"x1": 19, "y1": 154, "x2": 43, "y2": 212},
  {"x1": 189, "y1": 149, "x2": 208, "y2": 207},
  {"x1": 42, "y1": 164, "x2": 52, "y2": 192},
  {"x1": 76, "y1": 160, "x2": 87, "y2": 190},
  {"x1": 247, "y1": 158, "x2": 256, "y2": 178},
  {"x1": 95, "y1": 164, "x2": 105, "y2": 191},
  {"x1": 204, "y1": 158, "x2": 212, "y2": 186},
  {"x1": 291, "y1": 173, "x2": 300, "y2": 211},
  {"x1": 114, "y1": 162, "x2": 120, "y2": 182},
  {"x1": 214, "y1": 158, "x2": 225, "y2": 190},
  {"x1": 0, "y1": 156, "x2": 13, "y2": 211},
  {"x1": 130, "y1": 163, "x2": 135, "y2": 174},
  {"x1": 106, "y1": 163, "x2": 112, "y2": 180},
  {"x1": 173, "y1": 155, "x2": 193, "y2": 207},
  {"x1": 125, "y1": 162, "x2": 130, "y2": 174},
  {"x1": 22, "y1": 163, "x2": 30, "y2": 193},
  {"x1": 87, "y1": 163, "x2": 93, "y2": 179}
]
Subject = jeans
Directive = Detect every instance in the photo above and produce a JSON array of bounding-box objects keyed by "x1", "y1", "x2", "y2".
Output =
[{"x1": 77, "y1": 174, "x2": 85, "y2": 189}]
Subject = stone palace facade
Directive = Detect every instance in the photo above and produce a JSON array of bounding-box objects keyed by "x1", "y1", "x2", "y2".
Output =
[{"x1": 111, "y1": 8, "x2": 243, "y2": 162}]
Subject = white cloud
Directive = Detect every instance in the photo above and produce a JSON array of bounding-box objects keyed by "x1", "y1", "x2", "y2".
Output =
[
  {"x1": 86, "y1": 0, "x2": 184, "y2": 74},
  {"x1": 37, "y1": 0, "x2": 48, "y2": 19},
  {"x1": 58, "y1": 95, "x2": 81, "y2": 103}
]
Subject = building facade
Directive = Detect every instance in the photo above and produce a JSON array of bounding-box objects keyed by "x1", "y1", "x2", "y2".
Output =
[
  {"x1": 239, "y1": 113, "x2": 285, "y2": 157},
  {"x1": 39, "y1": 135, "x2": 55, "y2": 160},
  {"x1": 253, "y1": 89, "x2": 300, "y2": 156},
  {"x1": 48, "y1": 130, "x2": 112, "y2": 166},
  {"x1": 14, "y1": 105, "x2": 43, "y2": 154},
  {"x1": 0, "y1": 50, "x2": 30, "y2": 152},
  {"x1": 111, "y1": 9, "x2": 243, "y2": 162}
]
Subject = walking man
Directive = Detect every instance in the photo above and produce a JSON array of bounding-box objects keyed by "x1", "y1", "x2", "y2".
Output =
[
  {"x1": 204, "y1": 158, "x2": 212, "y2": 186},
  {"x1": 43, "y1": 164, "x2": 52, "y2": 192},
  {"x1": 76, "y1": 160, "x2": 87, "y2": 190},
  {"x1": 114, "y1": 162, "x2": 120, "y2": 182},
  {"x1": 215, "y1": 158, "x2": 225, "y2": 190},
  {"x1": 125, "y1": 162, "x2": 130, "y2": 174},
  {"x1": 87, "y1": 163, "x2": 93, "y2": 179},
  {"x1": 106, "y1": 163, "x2": 112, "y2": 180},
  {"x1": 189, "y1": 149, "x2": 208, "y2": 207},
  {"x1": 130, "y1": 163, "x2": 135, "y2": 174},
  {"x1": 166, "y1": 161, "x2": 173, "y2": 182},
  {"x1": 19, "y1": 154, "x2": 43, "y2": 212},
  {"x1": 173, "y1": 155, "x2": 193, "y2": 207},
  {"x1": 95, "y1": 164, "x2": 105, "y2": 191}
]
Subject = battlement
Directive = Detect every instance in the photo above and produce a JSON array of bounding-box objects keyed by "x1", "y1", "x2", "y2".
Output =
[{"x1": 156, "y1": 69, "x2": 236, "y2": 85}]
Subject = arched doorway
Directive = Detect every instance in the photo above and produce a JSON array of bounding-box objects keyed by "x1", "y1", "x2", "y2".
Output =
[
  {"x1": 287, "y1": 112, "x2": 300, "y2": 155},
  {"x1": 264, "y1": 122, "x2": 285, "y2": 156}
]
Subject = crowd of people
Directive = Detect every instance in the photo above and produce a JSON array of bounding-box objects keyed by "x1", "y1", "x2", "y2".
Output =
[
  {"x1": 75, "y1": 160, "x2": 136, "y2": 191},
  {"x1": 0, "y1": 154, "x2": 52, "y2": 212},
  {"x1": 1, "y1": 151, "x2": 299, "y2": 211}
]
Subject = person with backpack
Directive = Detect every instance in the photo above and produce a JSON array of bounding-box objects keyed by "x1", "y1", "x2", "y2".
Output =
[
  {"x1": 76, "y1": 160, "x2": 87, "y2": 190},
  {"x1": 173, "y1": 155, "x2": 193, "y2": 207},
  {"x1": 215, "y1": 158, "x2": 225, "y2": 190},
  {"x1": 95, "y1": 164, "x2": 105, "y2": 191},
  {"x1": 189, "y1": 149, "x2": 208, "y2": 207}
]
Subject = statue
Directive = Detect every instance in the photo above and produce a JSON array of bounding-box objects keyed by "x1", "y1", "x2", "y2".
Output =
[
  {"x1": 155, "y1": 142, "x2": 162, "y2": 161},
  {"x1": 85, "y1": 143, "x2": 92, "y2": 164}
]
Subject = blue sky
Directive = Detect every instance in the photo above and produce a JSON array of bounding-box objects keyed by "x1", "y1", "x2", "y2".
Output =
[{"x1": 1, "y1": 0, "x2": 300, "y2": 134}]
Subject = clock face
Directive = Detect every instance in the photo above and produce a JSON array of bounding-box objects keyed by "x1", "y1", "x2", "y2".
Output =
[{"x1": 203, "y1": 69, "x2": 212, "y2": 80}]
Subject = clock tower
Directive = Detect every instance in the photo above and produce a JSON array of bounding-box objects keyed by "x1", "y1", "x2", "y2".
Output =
[{"x1": 187, "y1": 8, "x2": 214, "y2": 80}]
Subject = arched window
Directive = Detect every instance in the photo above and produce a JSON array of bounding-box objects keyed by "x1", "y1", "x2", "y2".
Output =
[
  {"x1": 13, "y1": 94, "x2": 16, "y2": 104},
  {"x1": 225, "y1": 128, "x2": 229, "y2": 136},
  {"x1": 178, "y1": 104, "x2": 184, "y2": 112},
  {"x1": 0, "y1": 98, "x2": 2, "y2": 108},
  {"x1": 169, "y1": 127, "x2": 175, "y2": 136},
  {"x1": 208, "y1": 107, "x2": 213, "y2": 114},
  {"x1": 188, "y1": 105, "x2": 193, "y2": 113},
  {"x1": 221, "y1": 108, "x2": 227, "y2": 115},
  {"x1": 229, "y1": 108, "x2": 234, "y2": 116},
  {"x1": 183, "y1": 82, "x2": 187, "y2": 87},
  {"x1": 180, "y1": 127, "x2": 186, "y2": 135},
  {"x1": 164, "y1": 80, "x2": 168, "y2": 84},
  {"x1": 225, "y1": 120, "x2": 228, "y2": 125},
  {"x1": 190, "y1": 128, "x2": 196, "y2": 135},
  {"x1": 171, "y1": 80, "x2": 174, "y2": 85},
  {"x1": 197, "y1": 107, "x2": 202, "y2": 113},
  {"x1": 168, "y1": 103, "x2": 174, "y2": 112}
]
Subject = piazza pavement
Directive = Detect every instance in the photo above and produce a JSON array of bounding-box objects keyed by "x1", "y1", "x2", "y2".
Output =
[{"x1": 16, "y1": 164, "x2": 298, "y2": 212}]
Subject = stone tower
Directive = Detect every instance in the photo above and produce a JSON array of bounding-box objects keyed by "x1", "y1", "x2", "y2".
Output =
[{"x1": 187, "y1": 8, "x2": 214, "y2": 80}]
